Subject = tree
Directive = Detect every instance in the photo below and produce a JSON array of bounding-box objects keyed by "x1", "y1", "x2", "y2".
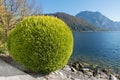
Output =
[{"x1": 0, "y1": 0, "x2": 42, "y2": 53}]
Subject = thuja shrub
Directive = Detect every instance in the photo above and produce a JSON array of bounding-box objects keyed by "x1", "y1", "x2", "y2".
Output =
[{"x1": 7, "y1": 16, "x2": 73, "y2": 73}]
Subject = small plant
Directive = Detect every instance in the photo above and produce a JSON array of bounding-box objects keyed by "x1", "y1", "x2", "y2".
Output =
[{"x1": 7, "y1": 16, "x2": 73, "y2": 73}]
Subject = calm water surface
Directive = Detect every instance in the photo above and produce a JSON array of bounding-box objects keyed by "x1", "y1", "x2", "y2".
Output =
[{"x1": 72, "y1": 31, "x2": 120, "y2": 73}]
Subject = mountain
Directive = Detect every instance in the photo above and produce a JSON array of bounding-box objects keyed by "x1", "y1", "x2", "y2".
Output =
[
  {"x1": 76, "y1": 11, "x2": 120, "y2": 30},
  {"x1": 46, "y1": 12, "x2": 101, "y2": 32}
]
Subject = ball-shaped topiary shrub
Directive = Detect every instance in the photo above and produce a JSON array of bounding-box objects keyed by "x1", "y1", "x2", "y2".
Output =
[{"x1": 7, "y1": 16, "x2": 73, "y2": 73}]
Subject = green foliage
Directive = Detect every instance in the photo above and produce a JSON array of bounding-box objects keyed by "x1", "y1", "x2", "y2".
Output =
[{"x1": 7, "y1": 16, "x2": 73, "y2": 73}]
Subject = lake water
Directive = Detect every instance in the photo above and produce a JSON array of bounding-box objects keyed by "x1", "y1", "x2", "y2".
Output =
[{"x1": 72, "y1": 31, "x2": 120, "y2": 73}]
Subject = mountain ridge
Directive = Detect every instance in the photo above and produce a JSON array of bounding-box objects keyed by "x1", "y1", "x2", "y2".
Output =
[
  {"x1": 76, "y1": 11, "x2": 120, "y2": 30},
  {"x1": 46, "y1": 12, "x2": 101, "y2": 32}
]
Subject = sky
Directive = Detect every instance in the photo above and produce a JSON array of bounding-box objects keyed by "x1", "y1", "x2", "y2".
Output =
[{"x1": 36, "y1": 0, "x2": 120, "y2": 21}]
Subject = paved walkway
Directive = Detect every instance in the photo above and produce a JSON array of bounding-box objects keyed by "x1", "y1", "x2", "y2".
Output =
[{"x1": 0, "y1": 59, "x2": 35, "y2": 80}]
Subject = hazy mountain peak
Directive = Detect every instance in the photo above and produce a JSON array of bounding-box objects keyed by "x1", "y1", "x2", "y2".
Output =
[
  {"x1": 76, "y1": 11, "x2": 120, "y2": 30},
  {"x1": 78, "y1": 11, "x2": 102, "y2": 15}
]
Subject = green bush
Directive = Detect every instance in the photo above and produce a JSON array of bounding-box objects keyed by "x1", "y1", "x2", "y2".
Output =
[{"x1": 7, "y1": 16, "x2": 73, "y2": 73}]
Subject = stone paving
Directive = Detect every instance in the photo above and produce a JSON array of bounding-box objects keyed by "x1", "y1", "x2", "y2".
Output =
[{"x1": 0, "y1": 59, "x2": 35, "y2": 80}]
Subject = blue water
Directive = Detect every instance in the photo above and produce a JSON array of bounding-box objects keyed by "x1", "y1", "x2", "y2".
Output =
[{"x1": 72, "y1": 31, "x2": 120, "y2": 73}]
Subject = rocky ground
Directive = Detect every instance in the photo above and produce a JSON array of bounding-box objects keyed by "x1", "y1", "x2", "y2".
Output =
[{"x1": 0, "y1": 54, "x2": 119, "y2": 80}]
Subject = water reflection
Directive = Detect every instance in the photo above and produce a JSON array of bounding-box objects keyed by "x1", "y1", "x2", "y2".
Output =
[{"x1": 72, "y1": 31, "x2": 120, "y2": 73}]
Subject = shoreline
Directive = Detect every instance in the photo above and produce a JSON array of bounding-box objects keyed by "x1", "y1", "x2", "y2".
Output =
[
  {"x1": 69, "y1": 56, "x2": 117, "y2": 74},
  {"x1": 73, "y1": 30, "x2": 120, "y2": 33},
  {"x1": 0, "y1": 54, "x2": 119, "y2": 80}
]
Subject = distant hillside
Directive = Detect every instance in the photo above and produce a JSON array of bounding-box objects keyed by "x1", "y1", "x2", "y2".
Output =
[
  {"x1": 76, "y1": 11, "x2": 120, "y2": 30},
  {"x1": 46, "y1": 12, "x2": 101, "y2": 32}
]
